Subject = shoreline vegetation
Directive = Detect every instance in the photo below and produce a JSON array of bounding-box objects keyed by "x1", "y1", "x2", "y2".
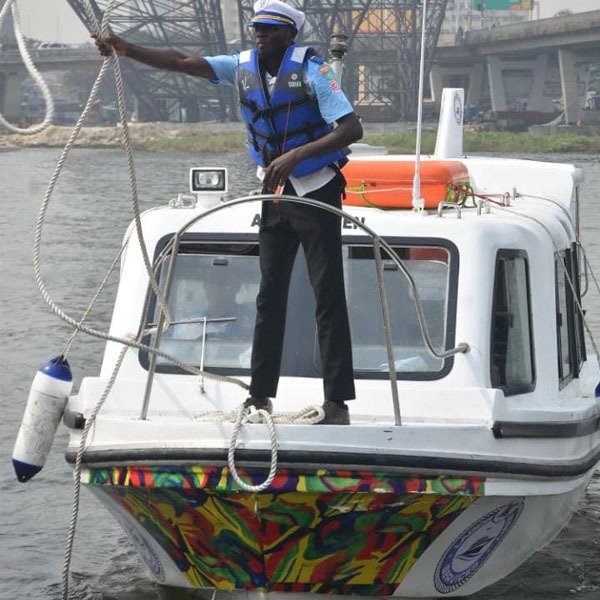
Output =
[{"x1": 1, "y1": 121, "x2": 600, "y2": 154}]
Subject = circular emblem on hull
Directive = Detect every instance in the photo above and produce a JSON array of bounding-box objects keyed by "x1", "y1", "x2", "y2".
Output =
[
  {"x1": 453, "y1": 92, "x2": 463, "y2": 125},
  {"x1": 123, "y1": 523, "x2": 165, "y2": 583},
  {"x1": 434, "y1": 500, "x2": 524, "y2": 594}
]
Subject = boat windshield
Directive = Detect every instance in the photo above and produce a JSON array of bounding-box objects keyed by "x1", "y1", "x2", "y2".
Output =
[{"x1": 144, "y1": 239, "x2": 456, "y2": 380}]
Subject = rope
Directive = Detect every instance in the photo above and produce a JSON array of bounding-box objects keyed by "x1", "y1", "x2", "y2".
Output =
[
  {"x1": 29, "y1": 0, "x2": 248, "y2": 388},
  {"x1": 60, "y1": 238, "x2": 128, "y2": 359},
  {"x1": 37, "y1": 5, "x2": 247, "y2": 593},
  {"x1": 195, "y1": 404, "x2": 324, "y2": 493},
  {"x1": 0, "y1": 0, "x2": 54, "y2": 134},
  {"x1": 229, "y1": 406, "x2": 278, "y2": 492},
  {"x1": 345, "y1": 182, "x2": 473, "y2": 207},
  {"x1": 193, "y1": 404, "x2": 324, "y2": 425},
  {"x1": 62, "y1": 343, "x2": 129, "y2": 600},
  {"x1": 108, "y1": 46, "x2": 173, "y2": 331},
  {"x1": 524, "y1": 194, "x2": 600, "y2": 300}
]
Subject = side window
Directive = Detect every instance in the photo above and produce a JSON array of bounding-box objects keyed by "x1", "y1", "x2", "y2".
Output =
[
  {"x1": 571, "y1": 244, "x2": 587, "y2": 369},
  {"x1": 490, "y1": 250, "x2": 535, "y2": 395},
  {"x1": 556, "y1": 253, "x2": 572, "y2": 384},
  {"x1": 556, "y1": 248, "x2": 586, "y2": 386},
  {"x1": 344, "y1": 243, "x2": 457, "y2": 379}
]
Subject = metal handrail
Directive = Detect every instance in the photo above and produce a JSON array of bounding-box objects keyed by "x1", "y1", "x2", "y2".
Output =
[
  {"x1": 140, "y1": 234, "x2": 180, "y2": 420},
  {"x1": 140, "y1": 194, "x2": 470, "y2": 425},
  {"x1": 437, "y1": 201, "x2": 462, "y2": 219},
  {"x1": 476, "y1": 198, "x2": 492, "y2": 215}
]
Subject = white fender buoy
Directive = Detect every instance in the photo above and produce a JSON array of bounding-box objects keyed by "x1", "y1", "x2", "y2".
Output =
[{"x1": 12, "y1": 356, "x2": 73, "y2": 482}]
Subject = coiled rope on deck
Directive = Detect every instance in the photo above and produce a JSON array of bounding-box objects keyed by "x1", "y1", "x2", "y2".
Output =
[{"x1": 0, "y1": 0, "x2": 54, "y2": 134}]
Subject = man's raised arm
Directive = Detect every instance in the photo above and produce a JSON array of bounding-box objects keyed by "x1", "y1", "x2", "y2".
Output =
[{"x1": 93, "y1": 34, "x2": 216, "y2": 79}]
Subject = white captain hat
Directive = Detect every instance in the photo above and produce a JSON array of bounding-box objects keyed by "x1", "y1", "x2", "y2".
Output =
[{"x1": 250, "y1": 0, "x2": 306, "y2": 31}]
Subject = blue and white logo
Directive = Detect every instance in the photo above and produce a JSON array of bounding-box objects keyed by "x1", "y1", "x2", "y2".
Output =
[
  {"x1": 123, "y1": 523, "x2": 166, "y2": 583},
  {"x1": 453, "y1": 92, "x2": 463, "y2": 125},
  {"x1": 434, "y1": 500, "x2": 524, "y2": 594}
]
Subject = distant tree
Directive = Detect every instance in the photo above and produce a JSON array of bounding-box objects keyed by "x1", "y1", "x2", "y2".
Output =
[{"x1": 555, "y1": 9, "x2": 573, "y2": 16}]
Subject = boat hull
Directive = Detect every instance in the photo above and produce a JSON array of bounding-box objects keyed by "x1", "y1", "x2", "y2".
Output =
[{"x1": 84, "y1": 464, "x2": 590, "y2": 597}]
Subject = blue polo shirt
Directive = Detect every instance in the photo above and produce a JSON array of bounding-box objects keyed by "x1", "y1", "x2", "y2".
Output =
[
  {"x1": 205, "y1": 52, "x2": 354, "y2": 124},
  {"x1": 205, "y1": 51, "x2": 354, "y2": 195}
]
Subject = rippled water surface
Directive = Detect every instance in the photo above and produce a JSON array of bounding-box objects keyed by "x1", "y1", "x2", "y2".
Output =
[{"x1": 1, "y1": 148, "x2": 599, "y2": 599}]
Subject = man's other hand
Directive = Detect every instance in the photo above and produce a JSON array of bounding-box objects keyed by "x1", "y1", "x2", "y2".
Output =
[{"x1": 263, "y1": 148, "x2": 302, "y2": 193}]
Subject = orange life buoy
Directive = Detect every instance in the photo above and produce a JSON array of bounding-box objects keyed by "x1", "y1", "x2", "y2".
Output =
[{"x1": 342, "y1": 159, "x2": 470, "y2": 209}]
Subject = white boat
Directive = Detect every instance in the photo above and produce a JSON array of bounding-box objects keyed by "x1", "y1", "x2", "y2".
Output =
[{"x1": 19, "y1": 88, "x2": 600, "y2": 597}]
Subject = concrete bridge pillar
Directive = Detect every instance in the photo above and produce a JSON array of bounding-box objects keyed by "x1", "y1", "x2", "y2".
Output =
[
  {"x1": 466, "y1": 63, "x2": 484, "y2": 107},
  {"x1": 0, "y1": 72, "x2": 22, "y2": 121},
  {"x1": 486, "y1": 55, "x2": 507, "y2": 113},
  {"x1": 528, "y1": 53, "x2": 549, "y2": 113},
  {"x1": 558, "y1": 48, "x2": 581, "y2": 125},
  {"x1": 429, "y1": 63, "x2": 485, "y2": 108}
]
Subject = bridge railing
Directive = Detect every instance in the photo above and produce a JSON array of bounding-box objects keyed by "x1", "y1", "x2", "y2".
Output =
[{"x1": 0, "y1": 46, "x2": 101, "y2": 64}]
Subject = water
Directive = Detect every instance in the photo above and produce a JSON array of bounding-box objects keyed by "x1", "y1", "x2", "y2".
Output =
[{"x1": 1, "y1": 148, "x2": 599, "y2": 599}]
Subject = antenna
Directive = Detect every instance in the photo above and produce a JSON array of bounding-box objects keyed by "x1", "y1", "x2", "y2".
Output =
[{"x1": 412, "y1": 0, "x2": 429, "y2": 212}]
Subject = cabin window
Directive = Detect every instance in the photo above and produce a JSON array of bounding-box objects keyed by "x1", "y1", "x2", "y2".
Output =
[
  {"x1": 490, "y1": 250, "x2": 535, "y2": 395},
  {"x1": 556, "y1": 248, "x2": 586, "y2": 386},
  {"x1": 147, "y1": 245, "x2": 260, "y2": 371},
  {"x1": 142, "y1": 236, "x2": 458, "y2": 380},
  {"x1": 344, "y1": 243, "x2": 456, "y2": 378}
]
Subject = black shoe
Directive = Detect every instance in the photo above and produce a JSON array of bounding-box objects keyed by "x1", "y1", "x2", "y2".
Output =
[
  {"x1": 319, "y1": 400, "x2": 350, "y2": 425},
  {"x1": 244, "y1": 396, "x2": 273, "y2": 413}
]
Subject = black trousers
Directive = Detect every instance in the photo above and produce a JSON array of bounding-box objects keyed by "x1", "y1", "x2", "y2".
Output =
[{"x1": 249, "y1": 172, "x2": 356, "y2": 403}]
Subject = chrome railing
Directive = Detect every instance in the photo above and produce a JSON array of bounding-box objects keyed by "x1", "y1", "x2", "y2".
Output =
[{"x1": 139, "y1": 194, "x2": 470, "y2": 426}]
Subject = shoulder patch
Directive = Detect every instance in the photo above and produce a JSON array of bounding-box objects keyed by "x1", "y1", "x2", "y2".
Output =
[
  {"x1": 317, "y1": 62, "x2": 337, "y2": 82},
  {"x1": 290, "y1": 46, "x2": 309, "y2": 64}
]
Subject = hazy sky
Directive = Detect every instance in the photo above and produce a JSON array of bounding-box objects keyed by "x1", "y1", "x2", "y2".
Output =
[{"x1": 12, "y1": 0, "x2": 600, "y2": 43}]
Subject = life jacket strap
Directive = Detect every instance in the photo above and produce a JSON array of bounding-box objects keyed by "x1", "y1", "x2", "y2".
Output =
[
  {"x1": 251, "y1": 121, "x2": 329, "y2": 145},
  {"x1": 252, "y1": 97, "x2": 312, "y2": 121}
]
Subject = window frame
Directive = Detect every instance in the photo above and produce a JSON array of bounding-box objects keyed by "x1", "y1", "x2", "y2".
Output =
[
  {"x1": 571, "y1": 242, "x2": 587, "y2": 369},
  {"x1": 489, "y1": 249, "x2": 536, "y2": 396},
  {"x1": 556, "y1": 246, "x2": 586, "y2": 388},
  {"x1": 140, "y1": 233, "x2": 460, "y2": 381},
  {"x1": 556, "y1": 251, "x2": 573, "y2": 386},
  {"x1": 140, "y1": 232, "x2": 260, "y2": 374},
  {"x1": 341, "y1": 235, "x2": 460, "y2": 381}
]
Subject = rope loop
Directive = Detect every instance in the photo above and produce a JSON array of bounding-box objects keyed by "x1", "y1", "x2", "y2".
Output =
[
  {"x1": 193, "y1": 403, "x2": 325, "y2": 493},
  {"x1": 0, "y1": 0, "x2": 55, "y2": 134},
  {"x1": 228, "y1": 405, "x2": 278, "y2": 493}
]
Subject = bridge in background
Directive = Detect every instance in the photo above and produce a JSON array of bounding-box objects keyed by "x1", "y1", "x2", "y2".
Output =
[
  {"x1": 431, "y1": 9, "x2": 600, "y2": 125},
  {"x1": 2, "y1": 0, "x2": 449, "y2": 123},
  {"x1": 0, "y1": 45, "x2": 102, "y2": 123},
  {"x1": 0, "y1": 45, "x2": 101, "y2": 71},
  {"x1": 1, "y1": 8, "x2": 600, "y2": 126}
]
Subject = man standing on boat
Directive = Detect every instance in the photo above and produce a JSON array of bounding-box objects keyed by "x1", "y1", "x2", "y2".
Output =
[{"x1": 94, "y1": 0, "x2": 362, "y2": 424}]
